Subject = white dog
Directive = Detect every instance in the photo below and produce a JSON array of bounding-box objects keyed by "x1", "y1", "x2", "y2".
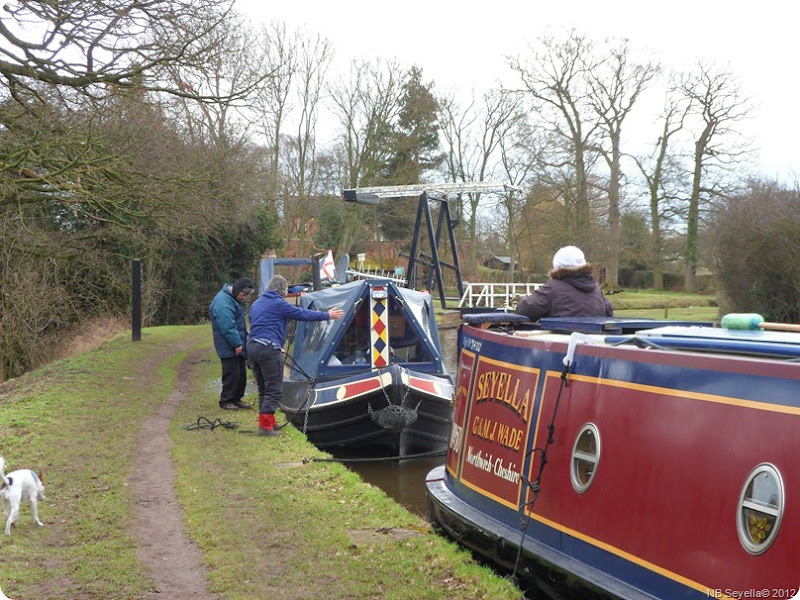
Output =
[{"x1": 0, "y1": 456, "x2": 46, "y2": 536}]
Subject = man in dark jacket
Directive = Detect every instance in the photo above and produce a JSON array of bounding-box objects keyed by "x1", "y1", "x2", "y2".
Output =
[
  {"x1": 247, "y1": 275, "x2": 344, "y2": 436},
  {"x1": 209, "y1": 277, "x2": 255, "y2": 410},
  {"x1": 516, "y1": 246, "x2": 613, "y2": 322}
]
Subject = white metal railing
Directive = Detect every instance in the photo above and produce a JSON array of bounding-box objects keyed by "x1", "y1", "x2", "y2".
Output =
[{"x1": 458, "y1": 282, "x2": 543, "y2": 310}]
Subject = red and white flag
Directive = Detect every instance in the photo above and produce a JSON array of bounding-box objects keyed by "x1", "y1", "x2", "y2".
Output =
[{"x1": 320, "y1": 250, "x2": 336, "y2": 281}]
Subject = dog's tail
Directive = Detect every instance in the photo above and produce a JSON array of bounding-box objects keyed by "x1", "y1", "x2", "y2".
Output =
[{"x1": 0, "y1": 456, "x2": 8, "y2": 487}]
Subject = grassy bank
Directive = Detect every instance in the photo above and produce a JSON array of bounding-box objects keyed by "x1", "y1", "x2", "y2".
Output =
[
  {"x1": 610, "y1": 290, "x2": 719, "y2": 322},
  {"x1": 0, "y1": 326, "x2": 207, "y2": 598},
  {"x1": 0, "y1": 325, "x2": 521, "y2": 600}
]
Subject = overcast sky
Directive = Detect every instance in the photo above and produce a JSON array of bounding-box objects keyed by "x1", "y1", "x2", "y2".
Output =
[{"x1": 235, "y1": 0, "x2": 799, "y2": 182}]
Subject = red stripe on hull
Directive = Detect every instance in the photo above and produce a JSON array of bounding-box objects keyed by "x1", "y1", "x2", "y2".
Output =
[
  {"x1": 340, "y1": 377, "x2": 381, "y2": 399},
  {"x1": 408, "y1": 376, "x2": 438, "y2": 396}
]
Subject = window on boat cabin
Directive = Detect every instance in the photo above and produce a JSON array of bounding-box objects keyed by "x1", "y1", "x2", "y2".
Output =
[
  {"x1": 737, "y1": 463, "x2": 784, "y2": 555},
  {"x1": 329, "y1": 294, "x2": 432, "y2": 365},
  {"x1": 571, "y1": 423, "x2": 600, "y2": 493},
  {"x1": 387, "y1": 296, "x2": 432, "y2": 363}
]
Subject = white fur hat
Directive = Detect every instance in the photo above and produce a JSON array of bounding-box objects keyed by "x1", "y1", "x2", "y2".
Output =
[{"x1": 552, "y1": 246, "x2": 586, "y2": 270}]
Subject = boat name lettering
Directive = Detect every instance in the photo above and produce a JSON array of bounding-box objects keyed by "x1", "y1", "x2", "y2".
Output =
[
  {"x1": 463, "y1": 338, "x2": 482, "y2": 352},
  {"x1": 466, "y1": 446, "x2": 521, "y2": 484},
  {"x1": 448, "y1": 423, "x2": 463, "y2": 453},
  {"x1": 470, "y1": 416, "x2": 524, "y2": 451},
  {"x1": 474, "y1": 370, "x2": 530, "y2": 423}
]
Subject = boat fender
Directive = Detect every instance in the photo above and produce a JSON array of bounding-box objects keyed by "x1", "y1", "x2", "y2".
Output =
[
  {"x1": 721, "y1": 312, "x2": 800, "y2": 332},
  {"x1": 563, "y1": 332, "x2": 601, "y2": 368},
  {"x1": 368, "y1": 403, "x2": 418, "y2": 432}
]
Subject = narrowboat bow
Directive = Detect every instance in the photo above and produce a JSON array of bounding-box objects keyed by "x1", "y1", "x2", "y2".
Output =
[
  {"x1": 280, "y1": 279, "x2": 453, "y2": 457},
  {"x1": 426, "y1": 314, "x2": 800, "y2": 599}
]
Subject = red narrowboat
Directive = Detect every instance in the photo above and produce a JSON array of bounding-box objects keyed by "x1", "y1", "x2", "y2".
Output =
[{"x1": 426, "y1": 314, "x2": 800, "y2": 599}]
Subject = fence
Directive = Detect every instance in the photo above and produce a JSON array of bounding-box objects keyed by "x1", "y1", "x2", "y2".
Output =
[{"x1": 458, "y1": 282, "x2": 543, "y2": 310}]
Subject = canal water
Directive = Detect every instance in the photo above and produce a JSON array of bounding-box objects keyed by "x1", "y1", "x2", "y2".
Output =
[
  {"x1": 346, "y1": 324, "x2": 551, "y2": 598},
  {"x1": 344, "y1": 325, "x2": 460, "y2": 517}
]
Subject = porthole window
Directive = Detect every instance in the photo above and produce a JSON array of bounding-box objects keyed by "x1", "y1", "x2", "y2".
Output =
[
  {"x1": 571, "y1": 423, "x2": 600, "y2": 493},
  {"x1": 737, "y1": 463, "x2": 784, "y2": 555}
]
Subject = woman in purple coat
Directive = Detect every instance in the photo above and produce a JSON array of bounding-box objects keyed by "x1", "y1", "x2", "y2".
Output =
[
  {"x1": 516, "y1": 246, "x2": 613, "y2": 322},
  {"x1": 246, "y1": 275, "x2": 344, "y2": 436}
]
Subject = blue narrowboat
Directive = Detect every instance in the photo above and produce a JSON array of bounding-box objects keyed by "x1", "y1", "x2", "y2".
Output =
[{"x1": 279, "y1": 278, "x2": 453, "y2": 457}]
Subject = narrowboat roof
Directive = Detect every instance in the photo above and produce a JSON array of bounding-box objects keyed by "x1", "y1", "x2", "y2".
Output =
[
  {"x1": 610, "y1": 324, "x2": 800, "y2": 359},
  {"x1": 538, "y1": 315, "x2": 714, "y2": 334},
  {"x1": 463, "y1": 314, "x2": 800, "y2": 360},
  {"x1": 287, "y1": 279, "x2": 444, "y2": 380}
]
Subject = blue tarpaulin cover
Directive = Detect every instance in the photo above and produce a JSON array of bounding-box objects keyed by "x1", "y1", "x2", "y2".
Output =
[{"x1": 287, "y1": 279, "x2": 443, "y2": 381}]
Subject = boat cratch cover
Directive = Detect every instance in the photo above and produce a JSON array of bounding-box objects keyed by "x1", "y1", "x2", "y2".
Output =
[{"x1": 286, "y1": 279, "x2": 446, "y2": 381}]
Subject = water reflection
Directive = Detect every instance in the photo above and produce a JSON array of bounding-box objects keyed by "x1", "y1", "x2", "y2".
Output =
[
  {"x1": 439, "y1": 325, "x2": 460, "y2": 376},
  {"x1": 345, "y1": 455, "x2": 446, "y2": 517}
]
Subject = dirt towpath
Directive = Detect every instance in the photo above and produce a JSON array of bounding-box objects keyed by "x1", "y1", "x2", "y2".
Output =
[{"x1": 129, "y1": 349, "x2": 218, "y2": 599}]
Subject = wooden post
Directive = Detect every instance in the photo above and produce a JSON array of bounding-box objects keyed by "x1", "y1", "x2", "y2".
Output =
[{"x1": 132, "y1": 259, "x2": 142, "y2": 341}]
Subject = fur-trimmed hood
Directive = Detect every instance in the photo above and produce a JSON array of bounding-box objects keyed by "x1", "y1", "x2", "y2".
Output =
[
  {"x1": 550, "y1": 263, "x2": 594, "y2": 280},
  {"x1": 515, "y1": 264, "x2": 613, "y2": 322}
]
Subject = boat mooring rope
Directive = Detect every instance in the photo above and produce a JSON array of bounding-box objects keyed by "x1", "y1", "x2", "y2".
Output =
[
  {"x1": 509, "y1": 360, "x2": 572, "y2": 586},
  {"x1": 183, "y1": 416, "x2": 238, "y2": 431},
  {"x1": 276, "y1": 351, "x2": 316, "y2": 433},
  {"x1": 305, "y1": 449, "x2": 446, "y2": 463}
]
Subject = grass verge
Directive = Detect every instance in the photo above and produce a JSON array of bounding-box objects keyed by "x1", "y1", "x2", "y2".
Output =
[
  {"x1": 0, "y1": 325, "x2": 209, "y2": 599},
  {"x1": 610, "y1": 290, "x2": 719, "y2": 322},
  {"x1": 172, "y1": 339, "x2": 521, "y2": 600},
  {"x1": 0, "y1": 324, "x2": 521, "y2": 600}
]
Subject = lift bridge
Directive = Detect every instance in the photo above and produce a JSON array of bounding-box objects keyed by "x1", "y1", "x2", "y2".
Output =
[{"x1": 342, "y1": 182, "x2": 522, "y2": 310}]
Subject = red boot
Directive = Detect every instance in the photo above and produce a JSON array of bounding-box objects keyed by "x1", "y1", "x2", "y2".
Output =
[{"x1": 258, "y1": 413, "x2": 279, "y2": 437}]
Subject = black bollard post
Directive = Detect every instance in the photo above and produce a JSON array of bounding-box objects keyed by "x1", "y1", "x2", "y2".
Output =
[
  {"x1": 132, "y1": 258, "x2": 142, "y2": 341},
  {"x1": 311, "y1": 253, "x2": 322, "y2": 291}
]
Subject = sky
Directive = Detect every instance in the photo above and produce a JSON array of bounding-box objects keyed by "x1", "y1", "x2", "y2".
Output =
[{"x1": 235, "y1": 0, "x2": 800, "y2": 182}]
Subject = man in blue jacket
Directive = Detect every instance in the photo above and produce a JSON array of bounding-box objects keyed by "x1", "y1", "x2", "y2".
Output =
[
  {"x1": 209, "y1": 277, "x2": 255, "y2": 410},
  {"x1": 247, "y1": 275, "x2": 344, "y2": 436}
]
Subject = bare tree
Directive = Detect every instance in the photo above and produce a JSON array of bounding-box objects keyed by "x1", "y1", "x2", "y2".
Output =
[
  {"x1": 438, "y1": 88, "x2": 524, "y2": 273},
  {"x1": 586, "y1": 38, "x2": 658, "y2": 288},
  {"x1": 495, "y1": 115, "x2": 542, "y2": 283},
  {"x1": 0, "y1": 0, "x2": 241, "y2": 97},
  {"x1": 0, "y1": 1, "x2": 262, "y2": 222},
  {"x1": 509, "y1": 31, "x2": 602, "y2": 249},
  {"x1": 165, "y1": 13, "x2": 264, "y2": 151},
  {"x1": 631, "y1": 87, "x2": 691, "y2": 290},
  {"x1": 328, "y1": 59, "x2": 405, "y2": 255},
  {"x1": 280, "y1": 32, "x2": 333, "y2": 257},
  {"x1": 678, "y1": 62, "x2": 752, "y2": 292},
  {"x1": 253, "y1": 21, "x2": 298, "y2": 212},
  {"x1": 329, "y1": 59, "x2": 404, "y2": 188}
]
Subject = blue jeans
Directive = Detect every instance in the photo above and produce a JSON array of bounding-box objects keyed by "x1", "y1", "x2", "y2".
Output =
[{"x1": 246, "y1": 341, "x2": 282, "y2": 414}]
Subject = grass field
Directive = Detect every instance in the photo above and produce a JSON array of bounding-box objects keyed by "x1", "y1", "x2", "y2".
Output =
[{"x1": 609, "y1": 290, "x2": 719, "y2": 322}]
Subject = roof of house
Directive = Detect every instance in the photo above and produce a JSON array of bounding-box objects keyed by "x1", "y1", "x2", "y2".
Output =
[{"x1": 485, "y1": 253, "x2": 514, "y2": 264}]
